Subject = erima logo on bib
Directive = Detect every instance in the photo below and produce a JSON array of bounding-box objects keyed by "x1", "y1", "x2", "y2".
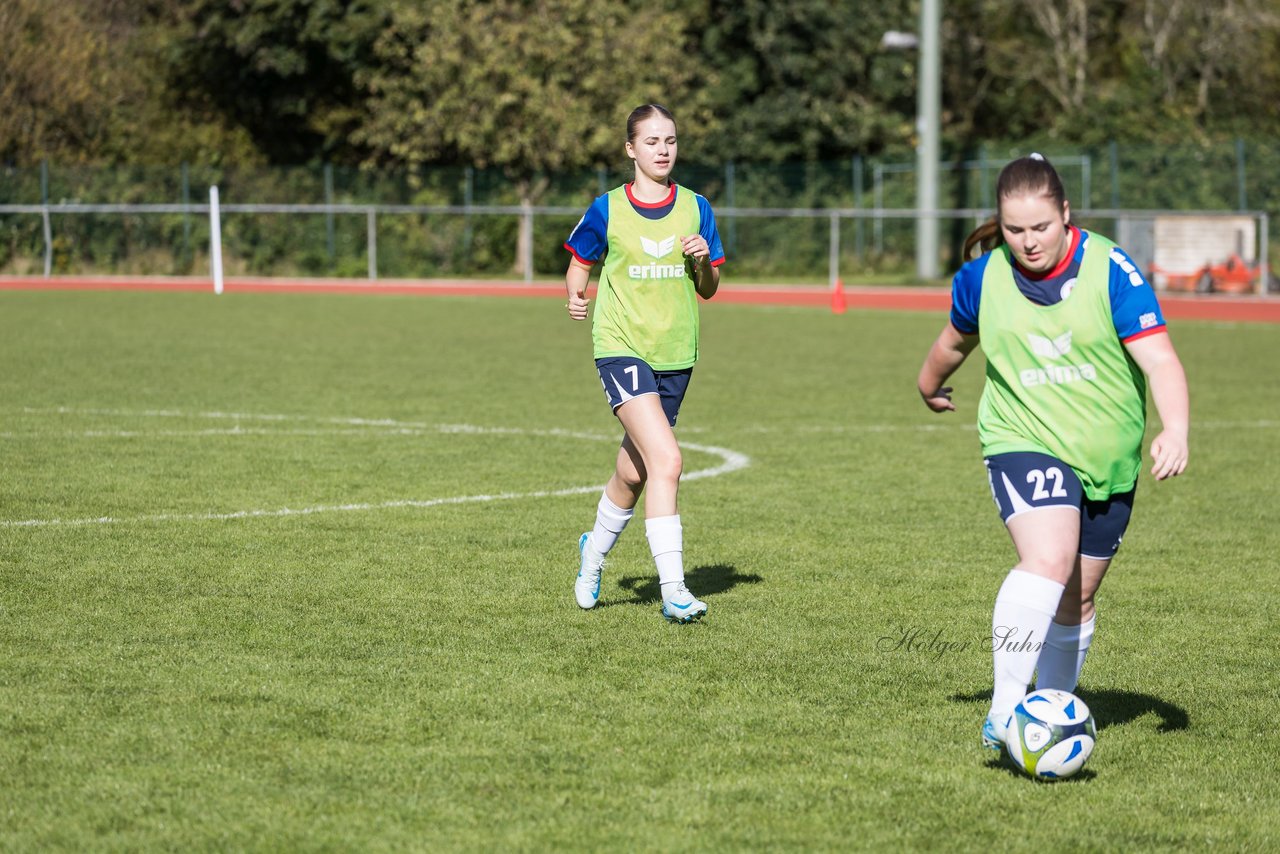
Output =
[
  {"x1": 1028, "y1": 331, "x2": 1073, "y2": 358},
  {"x1": 630, "y1": 235, "x2": 686, "y2": 279},
  {"x1": 1021, "y1": 329, "x2": 1098, "y2": 387},
  {"x1": 641, "y1": 236, "x2": 676, "y2": 259}
]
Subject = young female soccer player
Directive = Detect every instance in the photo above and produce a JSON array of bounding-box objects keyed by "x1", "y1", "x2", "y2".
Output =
[
  {"x1": 562, "y1": 104, "x2": 724, "y2": 623},
  {"x1": 916, "y1": 154, "x2": 1189, "y2": 750}
]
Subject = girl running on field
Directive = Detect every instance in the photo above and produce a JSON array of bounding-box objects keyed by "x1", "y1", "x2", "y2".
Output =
[
  {"x1": 916, "y1": 154, "x2": 1190, "y2": 750},
  {"x1": 563, "y1": 103, "x2": 725, "y2": 622}
]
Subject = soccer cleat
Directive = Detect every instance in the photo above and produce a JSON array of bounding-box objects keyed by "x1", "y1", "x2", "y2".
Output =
[
  {"x1": 982, "y1": 712, "x2": 1011, "y2": 752},
  {"x1": 661, "y1": 583, "x2": 707, "y2": 623},
  {"x1": 574, "y1": 532, "x2": 604, "y2": 609}
]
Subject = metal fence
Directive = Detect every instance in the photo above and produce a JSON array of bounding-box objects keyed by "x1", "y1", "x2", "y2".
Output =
[
  {"x1": 0, "y1": 198, "x2": 1270, "y2": 294},
  {"x1": 2, "y1": 140, "x2": 1277, "y2": 286}
]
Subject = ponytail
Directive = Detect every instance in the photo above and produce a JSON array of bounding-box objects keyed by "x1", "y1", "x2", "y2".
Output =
[{"x1": 963, "y1": 218, "x2": 1003, "y2": 260}]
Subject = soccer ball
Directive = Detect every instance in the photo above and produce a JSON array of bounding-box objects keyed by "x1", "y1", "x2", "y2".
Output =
[{"x1": 1006, "y1": 689, "x2": 1096, "y2": 780}]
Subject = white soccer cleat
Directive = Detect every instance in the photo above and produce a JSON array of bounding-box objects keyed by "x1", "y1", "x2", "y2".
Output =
[
  {"x1": 982, "y1": 711, "x2": 1011, "y2": 752},
  {"x1": 574, "y1": 532, "x2": 604, "y2": 609},
  {"x1": 661, "y1": 582, "x2": 707, "y2": 623}
]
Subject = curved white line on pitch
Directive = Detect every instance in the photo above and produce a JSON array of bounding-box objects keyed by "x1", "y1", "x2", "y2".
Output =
[
  {"x1": 0, "y1": 410, "x2": 751, "y2": 528},
  {"x1": 14, "y1": 407, "x2": 617, "y2": 441}
]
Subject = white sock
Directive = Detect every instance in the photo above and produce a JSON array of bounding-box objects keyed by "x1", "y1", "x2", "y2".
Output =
[
  {"x1": 1035, "y1": 615, "x2": 1096, "y2": 692},
  {"x1": 645, "y1": 515, "x2": 684, "y2": 600},
  {"x1": 989, "y1": 569, "x2": 1065, "y2": 720},
  {"x1": 584, "y1": 492, "x2": 633, "y2": 562}
]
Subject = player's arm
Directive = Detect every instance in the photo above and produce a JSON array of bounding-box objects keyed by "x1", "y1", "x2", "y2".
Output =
[
  {"x1": 688, "y1": 196, "x2": 725, "y2": 300},
  {"x1": 564, "y1": 196, "x2": 609, "y2": 320},
  {"x1": 680, "y1": 234, "x2": 720, "y2": 299},
  {"x1": 1124, "y1": 331, "x2": 1189, "y2": 479},
  {"x1": 917, "y1": 321, "x2": 980, "y2": 412},
  {"x1": 565, "y1": 259, "x2": 594, "y2": 321},
  {"x1": 1110, "y1": 248, "x2": 1187, "y2": 479}
]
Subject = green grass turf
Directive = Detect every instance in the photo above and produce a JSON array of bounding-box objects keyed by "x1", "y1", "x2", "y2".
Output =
[{"x1": 1, "y1": 290, "x2": 1278, "y2": 850}]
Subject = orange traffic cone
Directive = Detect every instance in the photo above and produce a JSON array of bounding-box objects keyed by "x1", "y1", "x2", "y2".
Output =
[{"x1": 831, "y1": 278, "x2": 847, "y2": 314}]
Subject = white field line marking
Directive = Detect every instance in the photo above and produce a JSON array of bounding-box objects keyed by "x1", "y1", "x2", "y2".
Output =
[
  {"x1": 0, "y1": 409, "x2": 750, "y2": 528},
  {"x1": 12, "y1": 407, "x2": 1277, "y2": 434},
  {"x1": 1, "y1": 429, "x2": 435, "y2": 438},
  {"x1": 9, "y1": 419, "x2": 1274, "y2": 441},
  {"x1": 689, "y1": 419, "x2": 1279, "y2": 435},
  {"x1": 13, "y1": 406, "x2": 613, "y2": 441},
  {"x1": 0, "y1": 428, "x2": 613, "y2": 439}
]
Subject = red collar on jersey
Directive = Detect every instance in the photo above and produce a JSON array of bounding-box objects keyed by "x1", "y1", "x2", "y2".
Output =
[
  {"x1": 1013, "y1": 224, "x2": 1082, "y2": 281},
  {"x1": 625, "y1": 182, "x2": 677, "y2": 209}
]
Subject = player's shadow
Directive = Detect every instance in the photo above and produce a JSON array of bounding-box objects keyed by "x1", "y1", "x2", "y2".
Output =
[
  {"x1": 609, "y1": 564, "x2": 762, "y2": 607},
  {"x1": 949, "y1": 687, "x2": 1189, "y2": 733}
]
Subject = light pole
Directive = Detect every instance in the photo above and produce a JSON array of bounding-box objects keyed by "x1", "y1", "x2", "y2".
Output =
[
  {"x1": 882, "y1": 0, "x2": 942, "y2": 282},
  {"x1": 916, "y1": 0, "x2": 941, "y2": 281}
]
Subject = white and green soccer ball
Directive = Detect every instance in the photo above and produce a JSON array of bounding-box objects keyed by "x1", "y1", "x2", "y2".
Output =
[{"x1": 1006, "y1": 689, "x2": 1096, "y2": 780}]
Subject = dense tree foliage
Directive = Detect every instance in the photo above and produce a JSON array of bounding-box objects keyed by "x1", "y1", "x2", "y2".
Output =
[
  {"x1": 695, "y1": 0, "x2": 918, "y2": 160},
  {"x1": 2, "y1": 0, "x2": 1280, "y2": 169},
  {"x1": 0, "y1": 0, "x2": 150, "y2": 164},
  {"x1": 166, "y1": 0, "x2": 387, "y2": 163},
  {"x1": 354, "y1": 0, "x2": 716, "y2": 201}
]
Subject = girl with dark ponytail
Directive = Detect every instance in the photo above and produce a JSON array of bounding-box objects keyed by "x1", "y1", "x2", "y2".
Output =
[{"x1": 917, "y1": 153, "x2": 1190, "y2": 755}]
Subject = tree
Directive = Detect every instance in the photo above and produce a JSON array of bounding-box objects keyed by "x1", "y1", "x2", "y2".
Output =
[
  {"x1": 0, "y1": 0, "x2": 267, "y2": 167},
  {"x1": 1126, "y1": 0, "x2": 1280, "y2": 131},
  {"x1": 0, "y1": 0, "x2": 119, "y2": 164},
  {"x1": 166, "y1": 0, "x2": 389, "y2": 163},
  {"x1": 1023, "y1": 0, "x2": 1092, "y2": 115},
  {"x1": 355, "y1": 0, "x2": 716, "y2": 269},
  {"x1": 696, "y1": 0, "x2": 917, "y2": 161}
]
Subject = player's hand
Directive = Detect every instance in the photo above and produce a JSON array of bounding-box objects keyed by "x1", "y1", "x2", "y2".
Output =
[
  {"x1": 1149, "y1": 429, "x2": 1188, "y2": 480},
  {"x1": 920, "y1": 386, "x2": 956, "y2": 413},
  {"x1": 567, "y1": 287, "x2": 590, "y2": 321},
  {"x1": 681, "y1": 234, "x2": 710, "y2": 262}
]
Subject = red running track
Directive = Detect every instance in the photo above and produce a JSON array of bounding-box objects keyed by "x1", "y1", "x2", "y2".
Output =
[{"x1": 2, "y1": 275, "x2": 1279, "y2": 323}]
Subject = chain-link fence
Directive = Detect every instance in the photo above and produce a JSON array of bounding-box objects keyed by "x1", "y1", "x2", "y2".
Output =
[{"x1": 2, "y1": 139, "x2": 1276, "y2": 283}]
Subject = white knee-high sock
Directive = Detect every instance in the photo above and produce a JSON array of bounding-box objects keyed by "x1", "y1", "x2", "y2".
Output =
[
  {"x1": 990, "y1": 569, "x2": 1066, "y2": 719},
  {"x1": 645, "y1": 515, "x2": 684, "y2": 598},
  {"x1": 584, "y1": 492, "x2": 633, "y2": 562},
  {"x1": 1034, "y1": 615, "x2": 1096, "y2": 692}
]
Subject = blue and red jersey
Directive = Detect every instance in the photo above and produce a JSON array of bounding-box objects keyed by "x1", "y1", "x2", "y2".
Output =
[
  {"x1": 950, "y1": 225, "x2": 1166, "y2": 343},
  {"x1": 564, "y1": 183, "x2": 725, "y2": 267}
]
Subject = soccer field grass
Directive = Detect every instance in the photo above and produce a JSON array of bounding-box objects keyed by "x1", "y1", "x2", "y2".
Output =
[{"x1": 2, "y1": 290, "x2": 1278, "y2": 850}]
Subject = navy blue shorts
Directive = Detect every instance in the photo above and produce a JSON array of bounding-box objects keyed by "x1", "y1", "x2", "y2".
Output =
[
  {"x1": 595, "y1": 357, "x2": 692, "y2": 427},
  {"x1": 984, "y1": 451, "x2": 1136, "y2": 559}
]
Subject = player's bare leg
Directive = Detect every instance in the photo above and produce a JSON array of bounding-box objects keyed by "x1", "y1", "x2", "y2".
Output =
[{"x1": 614, "y1": 395, "x2": 705, "y2": 621}]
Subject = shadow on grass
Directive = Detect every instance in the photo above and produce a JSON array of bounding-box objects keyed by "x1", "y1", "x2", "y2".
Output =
[
  {"x1": 983, "y1": 754, "x2": 1099, "y2": 783},
  {"x1": 607, "y1": 564, "x2": 763, "y2": 607},
  {"x1": 1077, "y1": 688, "x2": 1190, "y2": 733},
  {"x1": 949, "y1": 687, "x2": 1190, "y2": 733}
]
